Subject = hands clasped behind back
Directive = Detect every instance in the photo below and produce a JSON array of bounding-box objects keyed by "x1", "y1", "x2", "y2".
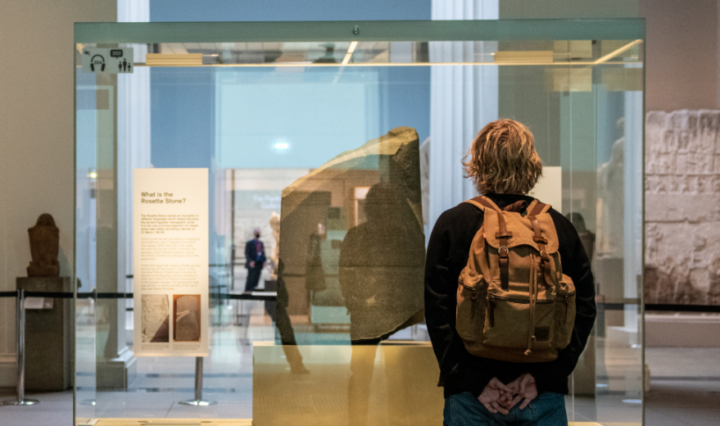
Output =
[{"x1": 477, "y1": 374, "x2": 538, "y2": 415}]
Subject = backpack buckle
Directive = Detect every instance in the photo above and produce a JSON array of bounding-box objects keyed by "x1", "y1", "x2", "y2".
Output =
[
  {"x1": 498, "y1": 246, "x2": 509, "y2": 257},
  {"x1": 533, "y1": 236, "x2": 548, "y2": 244}
]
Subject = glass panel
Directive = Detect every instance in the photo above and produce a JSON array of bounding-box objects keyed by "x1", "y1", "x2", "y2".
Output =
[
  {"x1": 75, "y1": 20, "x2": 645, "y2": 426},
  {"x1": 75, "y1": 68, "x2": 101, "y2": 420}
]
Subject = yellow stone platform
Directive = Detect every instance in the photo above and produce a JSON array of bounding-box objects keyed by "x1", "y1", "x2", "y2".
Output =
[{"x1": 77, "y1": 420, "x2": 252, "y2": 426}]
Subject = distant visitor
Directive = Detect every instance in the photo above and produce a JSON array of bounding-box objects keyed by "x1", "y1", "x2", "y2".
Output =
[{"x1": 245, "y1": 228, "x2": 266, "y2": 292}]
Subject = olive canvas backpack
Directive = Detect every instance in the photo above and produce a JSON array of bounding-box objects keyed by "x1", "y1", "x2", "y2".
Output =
[{"x1": 456, "y1": 196, "x2": 576, "y2": 363}]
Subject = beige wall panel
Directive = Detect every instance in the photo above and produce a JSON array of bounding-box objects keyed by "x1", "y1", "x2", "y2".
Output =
[
  {"x1": 0, "y1": 0, "x2": 116, "y2": 366},
  {"x1": 500, "y1": 0, "x2": 638, "y2": 19},
  {"x1": 640, "y1": 0, "x2": 719, "y2": 111}
]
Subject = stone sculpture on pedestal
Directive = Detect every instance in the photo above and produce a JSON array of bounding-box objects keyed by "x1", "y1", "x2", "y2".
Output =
[
  {"x1": 279, "y1": 126, "x2": 424, "y2": 328},
  {"x1": 27, "y1": 213, "x2": 60, "y2": 277}
]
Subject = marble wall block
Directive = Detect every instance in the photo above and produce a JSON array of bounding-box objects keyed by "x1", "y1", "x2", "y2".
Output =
[{"x1": 645, "y1": 110, "x2": 720, "y2": 305}]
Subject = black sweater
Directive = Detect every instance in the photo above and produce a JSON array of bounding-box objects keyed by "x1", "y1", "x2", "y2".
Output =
[{"x1": 424, "y1": 193, "x2": 596, "y2": 398}]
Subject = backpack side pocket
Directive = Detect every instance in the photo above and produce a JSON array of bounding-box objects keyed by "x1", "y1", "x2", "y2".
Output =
[
  {"x1": 553, "y1": 274, "x2": 576, "y2": 350},
  {"x1": 456, "y1": 267, "x2": 487, "y2": 343}
]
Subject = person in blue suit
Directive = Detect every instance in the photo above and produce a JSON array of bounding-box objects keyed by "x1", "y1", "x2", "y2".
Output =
[{"x1": 244, "y1": 228, "x2": 266, "y2": 292}]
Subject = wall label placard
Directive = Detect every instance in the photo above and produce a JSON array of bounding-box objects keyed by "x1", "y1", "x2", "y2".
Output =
[
  {"x1": 81, "y1": 47, "x2": 134, "y2": 74},
  {"x1": 133, "y1": 169, "x2": 209, "y2": 357}
]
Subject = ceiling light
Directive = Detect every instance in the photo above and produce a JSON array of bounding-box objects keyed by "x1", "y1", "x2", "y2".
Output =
[{"x1": 273, "y1": 141, "x2": 290, "y2": 151}]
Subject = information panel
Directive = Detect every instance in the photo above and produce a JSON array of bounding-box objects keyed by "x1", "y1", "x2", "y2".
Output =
[{"x1": 133, "y1": 169, "x2": 209, "y2": 357}]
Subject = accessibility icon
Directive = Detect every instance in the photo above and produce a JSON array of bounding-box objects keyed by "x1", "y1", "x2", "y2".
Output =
[{"x1": 82, "y1": 47, "x2": 134, "y2": 74}]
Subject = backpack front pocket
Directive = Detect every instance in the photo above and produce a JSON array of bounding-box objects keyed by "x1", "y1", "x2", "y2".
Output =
[
  {"x1": 456, "y1": 268, "x2": 486, "y2": 343},
  {"x1": 482, "y1": 293, "x2": 555, "y2": 351}
]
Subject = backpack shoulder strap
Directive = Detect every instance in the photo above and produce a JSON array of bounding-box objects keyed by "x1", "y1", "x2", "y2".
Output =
[
  {"x1": 528, "y1": 199, "x2": 551, "y2": 216},
  {"x1": 527, "y1": 199, "x2": 553, "y2": 285},
  {"x1": 464, "y1": 196, "x2": 511, "y2": 290},
  {"x1": 464, "y1": 196, "x2": 502, "y2": 212}
]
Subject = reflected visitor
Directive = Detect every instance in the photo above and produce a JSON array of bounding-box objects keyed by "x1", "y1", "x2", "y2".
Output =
[
  {"x1": 425, "y1": 119, "x2": 596, "y2": 425},
  {"x1": 275, "y1": 127, "x2": 425, "y2": 423},
  {"x1": 244, "y1": 228, "x2": 266, "y2": 292},
  {"x1": 305, "y1": 223, "x2": 327, "y2": 295},
  {"x1": 266, "y1": 214, "x2": 309, "y2": 374},
  {"x1": 566, "y1": 212, "x2": 595, "y2": 263},
  {"x1": 275, "y1": 259, "x2": 310, "y2": 374},
  {"x1": 339, "y1": 182, "x2": 425, "y2": 426}
]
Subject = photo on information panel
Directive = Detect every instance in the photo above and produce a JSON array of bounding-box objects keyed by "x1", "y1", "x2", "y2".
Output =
[
  {"x1": 141, "y1": 294, "x2": 170, "y2": 343},
  {"x1": 173, "y1": 294, "x2": 202, "y2": 342}
]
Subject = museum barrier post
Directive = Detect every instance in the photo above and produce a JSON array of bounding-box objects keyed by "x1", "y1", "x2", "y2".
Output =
[
  {"x1": 178, "y1": 356, "x2": 217, "y2": 406},
  {"x1": 0, "y1": 289, "x2": 39, "y2": 406}
]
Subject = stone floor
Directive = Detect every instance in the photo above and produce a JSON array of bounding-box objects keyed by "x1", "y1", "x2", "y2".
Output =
[
  {"x1": 0, "y1": 302, "x2": 718, "y2": 425},
  {"x1": 644, "y1": 348, "x2": 720, "y2": 426}
]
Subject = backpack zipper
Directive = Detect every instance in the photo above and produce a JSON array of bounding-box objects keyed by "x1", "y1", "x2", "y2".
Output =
[
  {"x1": 461, "y1": 283, "x2": 479, "y2": 318},
  {"x1": 561, "y1": 291, "x2": 576, "y2": 324},
  {"x1": 488, "y1": 295, "x2": 495, "y2": 327}
]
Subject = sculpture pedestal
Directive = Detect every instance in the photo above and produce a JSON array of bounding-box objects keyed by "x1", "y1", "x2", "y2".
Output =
[
  {"x1": 16, "y1": 277, "x2": 72, "y2": 391},
  {"x1": 253, "y1": 341, "x2": 444, "y2": 426}
]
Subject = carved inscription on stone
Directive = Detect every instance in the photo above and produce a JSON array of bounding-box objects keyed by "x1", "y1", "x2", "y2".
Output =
[
  {"x1": 645, "y1": 110, "x2": 720, "y2": 304},
  {"x1": 174, "y1": 294, "x2": 201, "y2": 342}
]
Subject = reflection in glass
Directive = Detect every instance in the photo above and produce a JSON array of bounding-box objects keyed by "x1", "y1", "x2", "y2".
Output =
[
  {"x1": 341, "y1": 182, "x2": 425, "y2": 425},
  {"x1": 276, "y1": 127, "x2": 425, "y2": 424}
]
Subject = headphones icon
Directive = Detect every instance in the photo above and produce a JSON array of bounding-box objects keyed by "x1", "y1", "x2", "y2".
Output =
[{"x1": 90, "y1": 54, "x2": 106, "y2": 72}]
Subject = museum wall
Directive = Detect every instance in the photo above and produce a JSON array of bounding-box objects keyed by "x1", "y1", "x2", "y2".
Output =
[
  {"x1": 640, "y1": 1, "x2": 720, "y2": 308},
  {"x1": 640, "y1": 0, "x2": 719, "y2": 112},
  {"x1": 499, "y1": 0, "x2": 638, "y2": 19},
  {"x1": 0, "y1": 0, "x2": 116, "y2": 386}
]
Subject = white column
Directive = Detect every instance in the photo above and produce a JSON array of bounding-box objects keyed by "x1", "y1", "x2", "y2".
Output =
[
  {"x1": 429, "y1": 0, "x2": 499, "y2": 227},
  {"x1": 118, "y1": 0, "x2": 151, "y2": 288},
  {"x1": 94, "y1": 0, "x2": 150, "y2": 388}
]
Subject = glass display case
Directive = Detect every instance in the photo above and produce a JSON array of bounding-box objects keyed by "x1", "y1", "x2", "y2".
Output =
[{"x1": 74, "y1": 19, "x2": 646, "y2": 426}]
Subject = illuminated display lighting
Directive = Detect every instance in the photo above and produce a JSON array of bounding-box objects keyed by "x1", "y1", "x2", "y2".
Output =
[{"x1": 273, "y1": 141, "x2": 290, "y2": 151}]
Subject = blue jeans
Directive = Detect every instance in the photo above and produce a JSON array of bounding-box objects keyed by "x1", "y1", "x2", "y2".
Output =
[{"x1": 444, "y1": 391, "x2": 567, "y2": 426}]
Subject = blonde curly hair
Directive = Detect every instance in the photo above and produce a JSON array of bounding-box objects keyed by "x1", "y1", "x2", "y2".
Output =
[{"x1": 463, "y1": 119, "x2": 542, "y2": 195}]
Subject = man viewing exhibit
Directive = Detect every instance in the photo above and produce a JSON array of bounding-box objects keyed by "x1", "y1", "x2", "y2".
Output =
[
  {"x1": 424, "y1": 119, "x2": 596, "y2": 425},
  {"x1": 245, "y1": 228, "x2": 266, "y2": 292}
]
